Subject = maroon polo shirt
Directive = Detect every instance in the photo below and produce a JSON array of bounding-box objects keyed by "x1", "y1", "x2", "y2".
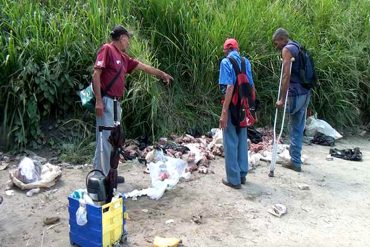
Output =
[{"x1": 94, "y1": 43, "x2": 139, "y2": 98}]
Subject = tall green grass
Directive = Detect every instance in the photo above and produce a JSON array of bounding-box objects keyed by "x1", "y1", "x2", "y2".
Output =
[
  {"x1": 0, "y1": 0, "x2": 159, "y2": 148},
  {"x1": 130, "y1": 0, "x2": 370, "y2": 128},
  {"x1": 0, "y1": 0, "x2": 369, "y2": 151}
]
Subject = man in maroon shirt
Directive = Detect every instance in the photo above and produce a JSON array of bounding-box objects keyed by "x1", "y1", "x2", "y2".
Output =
[{"x1": 92, "y1": 25, "x2": 173, "y2": 183}]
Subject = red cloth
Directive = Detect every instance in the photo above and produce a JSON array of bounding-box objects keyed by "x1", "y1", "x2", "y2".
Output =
[{"x1": 94, "y1": 43, "x2": 139, "y2": 97}]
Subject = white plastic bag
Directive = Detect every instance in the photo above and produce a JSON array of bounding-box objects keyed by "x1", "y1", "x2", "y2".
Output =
[
  {"x1": 165, "y1": 157, "x2": 187, "y2": 180},
  {"x1": 16, "y1": 157, "x2": 41, "y2": 184},
  {"x1": 148, "y1": 161, "x2": 169, "y2": 184},
  {"x1": 147, "y1": 181, "x2": 167, "y2": 200},
  {"x1": 207, "y1": 128, "x2": 223, "y2": 149},
  {"x1": 184, "y1": 144, "x2": 203, "y2": 165},
  {"x1": 76, "y1": 200, "x2": 87, "y2": 226},
  {"x1": 305, "y1": 116, "x2": 343, "y2": 139}
]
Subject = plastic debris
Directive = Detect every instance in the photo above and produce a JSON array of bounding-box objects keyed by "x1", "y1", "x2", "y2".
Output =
[
  {"x1": 329, "y1": 147, "x2": 362, "y2": 161},
  {"x1": 153, "y1": 236, "x2": 182, "y2": 247},
  {"x1": 0, "y1": 162, "x2": 9, "y2": 171},
  {"x1": 5, "y1": 190, "x2": 14, "y2": 196},
  {"x1": 26, "y1": 188, "x2": 41, "y2": 197},
  {"x1": 165, "y1": 219, "x2": 175, "y2": 224},
  {"x1": 268, "y1": 204, "x2": 287, "y2": 217},
  {"x1": 305, "y1": 116, "x2": 343, "y2": 139},
  {"x1": 297, "y1": 184, "x2": 310, "y2": 190},
  {"x1": 326, "y1": 155, "x2": 334, "y2": 161},
  {"x1": 43, "y1": 216, "x2": 60, "y2": 225}
]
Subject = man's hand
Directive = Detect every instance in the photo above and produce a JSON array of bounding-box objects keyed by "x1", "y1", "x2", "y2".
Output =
[
  {"x1": 135, "y1": 62, "x2": 173, "y2": 85},
  {"x1": 219, "y1": 110, "x2": 228, "y2": 129},
  {"x1": 275, "y1": 99, "x2": 285, "y2": 108},
  {"x1": 96, "y1": 100, "x2": 104, "y2": 117},
  {"x1": 160, "y1": 72, "x2": 173, "y2": 85}
]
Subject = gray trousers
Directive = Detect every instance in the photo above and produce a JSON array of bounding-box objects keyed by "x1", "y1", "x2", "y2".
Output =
[{"x1": 93, "y1": 96, "x2": 122, "y2": 176}]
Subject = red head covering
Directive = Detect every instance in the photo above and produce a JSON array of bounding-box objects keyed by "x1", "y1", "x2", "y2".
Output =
[{"x1": 223, "y1": 38, "x2": 239, "y2": 50}]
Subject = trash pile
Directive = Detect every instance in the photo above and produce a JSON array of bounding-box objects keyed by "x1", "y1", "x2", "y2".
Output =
[
  {"x1": 6, "y1": 156, "x2": 62, "y2": 196},
  {"x1": 305, "y1": 116, "x2": 343, "y2": 146},
  {"x1": 124, "y1": 129, "x2": 228, "y2": 200},
  {"x1": 122, "y1": 131, "x2": 222, "y2": 174},
  {"x1": 329, "y1": 147, "x2": 362, "y2": 161}
]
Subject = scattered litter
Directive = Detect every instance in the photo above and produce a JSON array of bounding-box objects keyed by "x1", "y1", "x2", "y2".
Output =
[
  {"x1": 142, "y1": 209, "x2": 149, "y2": 213},
  {"x1": 76, "y1": 203, "x2": 87, "y2": 226},
  {"x1": 184, "y1": 143, "x2": 203, "y2": 165},
  {"x1": 249, "y1": 128, "x2": 275, "y2": 153},
  {"x1": 153, "y1": 236, "x2": 182, "y2": 247},
  {"x1": 47, "y1": 222, "x2": 62, "y2": 230},
  {"x1": 305, "y1": 116, "x2": 343, "y2": 139},
  {"x1": 5, "y1": 190, "x2": 14, "y2": 196},
  {"x1": 268, "y1": 204, "x2": 287, "y2": 217},
  {"x1": 359, "y1": 130, "x2": 367, "y2": 137},
  {"x1": 247, "y1": 126, "x2": 263, "y2": 144},
  {"x1": 207, "y1": 128, "x2": 223, "y2": 150},
  {"x1": 301, "y1": 205, "x2": 310, "y2": 212},
  {"x1": 15, "y1": 157, "x2": 42, "y2": 184},
  {"x1": 311, "y1": 132, "x2": 335, "y2": 146},
  {"x1": 24, "y1": 151, "x2": 47, "y2": 165},
  {"x1": 191, "y1": 215, "x2": 203, "y2": 224},
  {"x1": 126, "y1": 189, "x2": 149, "y2": 200},
  {"x1": 165, "y1": 219, "x2": 175, "y2": 224},
  {"x1": 4, "y1": 156, "x2": 11, "y2": 163},
  {"x1": 0, "y1": 162, "x2": 9, "y2": 170},
  {"x1": 326, "y1": 155, "x2": 334, "y2": 161},
  {"x1": 330, "y1": 147, "x2": 362, "y2": 161},
  {"x1": 297, "y1": 184, "x2": 310, "y2": 190},
  {"x1": 198, "y1": 166, "x2": 208, "y2": 174},
  {"x1": 26, "y1": 188, "x2": 41, "y2": 197},
  {"x1": 5, "y1": 180, "x2": 13, "y2": 190},
  {"x1": 9, "y1": 163, "x2": 62, "y2": 190},
  {"x1": 43, "y1": 216, "x2": 60, "y2": 225},
  {"x1": 249, "y1": 152, "x2": 262, "y2": 169},
  {"x1": 127, "y1": 156, "x2": 191, "y2": 200}
]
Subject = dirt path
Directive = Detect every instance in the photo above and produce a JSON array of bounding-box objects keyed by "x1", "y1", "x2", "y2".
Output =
[{"x1": 0, "y1": 136, "x2": 369, "y2": 247}]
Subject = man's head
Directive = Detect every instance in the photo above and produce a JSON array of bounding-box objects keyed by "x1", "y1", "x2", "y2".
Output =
[
  {"x1": 111, "y1": 25, "x2": 132, "y2": 51},
  {"x1": 223, "y1": 38, "x2": 239, "y2": 56},
  {"x1": 272, "y1": 28, "x2": 289, "y2": 50}
]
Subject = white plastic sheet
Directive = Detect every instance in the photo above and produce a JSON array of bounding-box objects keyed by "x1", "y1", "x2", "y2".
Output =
[
  {"x1": 305, "y1": 116, "x2": 343, "y2": 139},
  {"x1": 127, "y1": 156, "x2": 190, "y2": 200}
]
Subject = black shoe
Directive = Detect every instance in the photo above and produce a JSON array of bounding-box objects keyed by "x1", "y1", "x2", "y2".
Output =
[
  {"x1": 282, "y1": 163, "x2": 302, "y2": 172},
  {"x1": 222, "y1": 179, "x2": 241, "y2": 189},
  {"x1": 241, "y1": 177, "x2": 246, "y2": 185},
  {"x1": 117, "y1": 175, "x2": 125, "y2": 184}
]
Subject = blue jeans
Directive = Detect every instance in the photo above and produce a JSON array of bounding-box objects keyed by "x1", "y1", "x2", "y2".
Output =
[
  {"x1": 287, "y1": 93, "x2": 311, "y2": 168},
  {"x1": 93, "y1": 97, "x2": 122, "y2": 176},
  {"x1": 223, "y1": 111, "x2": 248, "y2": 185}
]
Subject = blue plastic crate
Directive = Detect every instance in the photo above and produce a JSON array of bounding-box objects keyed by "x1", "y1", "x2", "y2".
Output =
[{"x1": 68, "y1": 195, "x2": 127, "y2": 247}]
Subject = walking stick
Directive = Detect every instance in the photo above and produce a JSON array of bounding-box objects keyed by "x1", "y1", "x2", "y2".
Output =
[{"x1": 268, "y1": 57, "x2": 295, "y2": 177}]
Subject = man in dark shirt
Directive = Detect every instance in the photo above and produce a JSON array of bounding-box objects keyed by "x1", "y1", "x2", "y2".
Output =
[
  {"x1": 93, "y1": 25, "x2": 173, "y2": 182},
  {"x1": 272, "y1": 28, "x2": 311, "y2": 172}
]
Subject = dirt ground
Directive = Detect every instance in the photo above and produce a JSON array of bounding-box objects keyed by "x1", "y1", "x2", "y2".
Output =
[{"x1": 0, "y1": 136, "x2": 369, "y2": 247}]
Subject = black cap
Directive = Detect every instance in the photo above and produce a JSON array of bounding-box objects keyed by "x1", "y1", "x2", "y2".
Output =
[{"x1": 110, "y1": 25, "x2": 133, "y2": 40}]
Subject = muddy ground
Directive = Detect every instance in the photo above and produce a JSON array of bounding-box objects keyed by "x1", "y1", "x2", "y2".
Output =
[{"x1": 0, "y1": 136, "x2": 369, "y2": 247}]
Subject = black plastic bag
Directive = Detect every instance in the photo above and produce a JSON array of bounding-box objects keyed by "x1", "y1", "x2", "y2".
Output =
[
  {"x1": 247, "y1": 126, "x2": 263, "y2": 144},
  {"x1": 311, "y1": 132, "x2": 335, "y2": 146},
  {"x1": 329, "y1": 147, "x2": 362, "y2": 161}
]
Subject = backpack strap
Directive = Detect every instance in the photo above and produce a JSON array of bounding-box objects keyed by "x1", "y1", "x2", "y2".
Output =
[
  {"x1": 101, "y1": 44, "x2": 125, "y2": 97},
  {"x1": 228, "y1": 56, "x2": 248, "y2": 85},
  {"x1": 102, "y1": 63, "x2": 123, "y2": 96},
  {"x1": 241, "y1": 57, "x2": 246, "y2": 74}
]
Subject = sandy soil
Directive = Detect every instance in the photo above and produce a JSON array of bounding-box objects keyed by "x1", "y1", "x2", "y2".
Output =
[{"x1": 0, "y1": 136, "x2": 369, "y2": 247}]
